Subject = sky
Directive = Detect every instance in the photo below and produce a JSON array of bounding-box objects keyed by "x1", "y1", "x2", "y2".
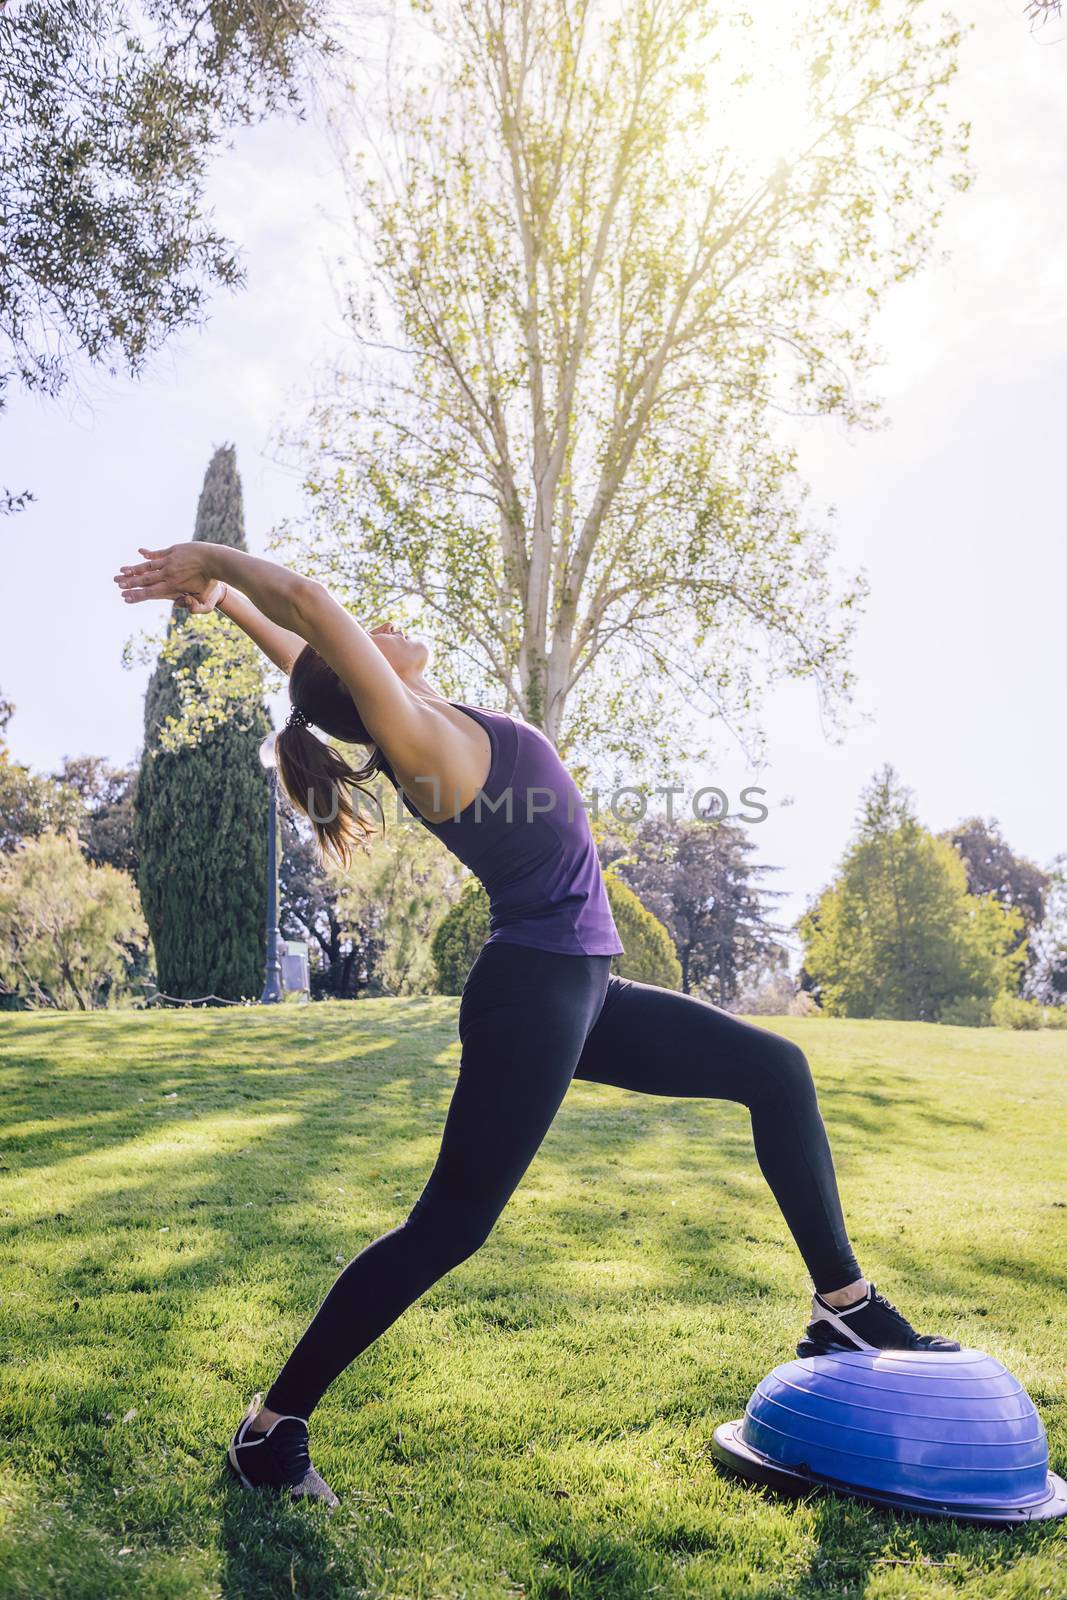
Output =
[{"x1": 2, "y1": 0, "x2": 1065, "y2": 941}]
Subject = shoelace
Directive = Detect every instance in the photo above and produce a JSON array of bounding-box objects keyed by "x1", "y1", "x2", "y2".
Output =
[
  {"x1": 818, "y1": 1285, "x2": 913, "y2": 1333},
  {"x1": 869, "y1": 1287, "x2": 916, "y2": 1335}
]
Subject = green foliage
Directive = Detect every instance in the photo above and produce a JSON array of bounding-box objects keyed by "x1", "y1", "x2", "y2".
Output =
[
  {"x1": 944, "y1": 816, "x2": 1049, "y2": 928},
  {"x1": 935, "y1": 991, "x2": 1067, "y2": 1032},
  {"x1": 334, "y1": 816, "x2": 465, "y2": 996},
  {"x1": 990, "y1": 993, "x2": 1046, "y2": 1031},
  {"x1": 799, "y1": 768, "x2": 1025, "y2": 1022},
  {"x1": 281, "y1": 0, "x2": 968, "y2": 762},
  {"x1": 607, "y1": 817, "x2": 784, "y2": 1001},
  {"x1": 942, "y1": 816, "x2": 1049, "y2": 994},
  {"x1": 53, "y1": 756, "x2": 138, "y2": 876},
  {"x1": 127, "y1": 608, "x2": 274, "y2": 754},
  {"x1": 937, "y1": 995, "x2": 993, "y2": 1029},
  {"x1": 603, "y1": 872, "x2": 681, "y2": 990},
  {"x1": 430, "y1": 871, "x2": 680, "y2": 995},
  {"x1": 0, "y1": 0, "x2": 335, "y2": 407},
  {"x1": 0, "y1": 705, "x2": 139, "y2": 873},
  {"x1": 124, "y1": 449, "x2": 284, "y2": 752},
  {"x1": 0, "y1": 757, "x2": 83, "y2": 854},
  {"x1": 0, "y1": 830, "x2": 146, "y2": 1009},
  {"x1": 135, "y1": 711, "x2": 270, "y2": 1000},
  {"x1": 134, "y1": 447, "x2": 271, "y2": 1001},
  {"x1": 279, "y1": 811, "x2": 373, "y2": 999},
  {"x1": 430, "y1": 878, "x2": 491, "y2": 995}
]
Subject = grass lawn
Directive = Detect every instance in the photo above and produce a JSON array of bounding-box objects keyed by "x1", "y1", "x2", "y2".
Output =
[{"x1": 0, "y1": 1003, "x2": 1064, "y2": 1599}]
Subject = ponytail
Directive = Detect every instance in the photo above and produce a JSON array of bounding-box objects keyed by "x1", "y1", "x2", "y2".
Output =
[{"x1": 276, "y1": 720, "x2": 385, "y2": 867}]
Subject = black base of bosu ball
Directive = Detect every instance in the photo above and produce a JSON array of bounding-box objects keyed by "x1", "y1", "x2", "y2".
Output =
[{"x1": 712, "y1": 1347, "x2": 1067, "y2": 1527}]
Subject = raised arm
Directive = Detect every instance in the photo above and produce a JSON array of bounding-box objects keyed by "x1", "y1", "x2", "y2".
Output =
[
  {"x1": 215, "y1": 585, "x2": 306, "y2": 675},
  {"x1": 115, "y1": 543, "x2": 440, "y2": 773}
]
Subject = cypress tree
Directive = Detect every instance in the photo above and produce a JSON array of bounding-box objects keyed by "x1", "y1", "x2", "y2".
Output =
[{"x1": 135, "y1": 445, "x2": 271, "y2": 999}]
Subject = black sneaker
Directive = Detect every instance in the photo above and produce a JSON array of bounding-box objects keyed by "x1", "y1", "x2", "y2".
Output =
[
  {"x1": 797, "y1": 1282, "x2": 961, "y2": 1358},
  {"x1": 226, "y1": 1392, "x2": 339, "y2": 1507}
]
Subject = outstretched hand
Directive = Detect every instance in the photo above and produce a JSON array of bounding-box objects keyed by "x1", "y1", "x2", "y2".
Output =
[
  {"x1": 178, "y1": 583, "x2": 226, "y2": 615},
  {"x1": 113, "y1": 544, "x2": 219, "y2": 609}
]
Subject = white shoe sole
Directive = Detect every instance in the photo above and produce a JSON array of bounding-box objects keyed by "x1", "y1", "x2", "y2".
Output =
[{"x1": 227, "y1": 1437, "x2": 256, "y2": 1490}]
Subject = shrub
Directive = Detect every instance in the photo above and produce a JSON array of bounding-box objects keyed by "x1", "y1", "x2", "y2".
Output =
[
  {"x1": 937, "y1": 995, "x2": 993, "y2": 1028},
  {"x1": 0, "y1": 829, "x2": 146, "y2": 1009},
  {"x1": 430, "y1": 871, "x2": 682, "y2": 994},
  {"x1": 938, "y1": 993, "x2": 1066, "y2": 1030},
  {"x1": 991, "y1": 993, "x2": 1045, "y2": 1031},
  {"x1": 431, "y1": 879, "x2": 491, "y2": 994},
  {"x1": 603, "y1": 872, "x2": 681, "y2": 989}
]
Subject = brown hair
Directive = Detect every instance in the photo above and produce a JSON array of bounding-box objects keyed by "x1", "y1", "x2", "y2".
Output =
[{"x1": 275, "y1": 644, "x2": 388, "y2": 865}]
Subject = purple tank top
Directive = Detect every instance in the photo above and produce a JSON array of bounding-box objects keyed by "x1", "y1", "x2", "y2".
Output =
[{"x1": 388, "y1": 702, "x2": 623, "y2": 957}]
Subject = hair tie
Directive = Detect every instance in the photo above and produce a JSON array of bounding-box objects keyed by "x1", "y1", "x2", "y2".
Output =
[{"x1": 286, "y1": 706, "x2": 312, "y2": 732}]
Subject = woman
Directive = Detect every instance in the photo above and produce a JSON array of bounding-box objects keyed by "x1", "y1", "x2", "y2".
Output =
[{"x1": 116, "y1": 542, "x2": 959, "y2": 1508}]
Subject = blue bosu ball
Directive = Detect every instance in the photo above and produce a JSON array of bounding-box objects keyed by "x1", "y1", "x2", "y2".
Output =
[{"x1": 712, "y1": 1348, "x2": 1067, "y2": 1525}]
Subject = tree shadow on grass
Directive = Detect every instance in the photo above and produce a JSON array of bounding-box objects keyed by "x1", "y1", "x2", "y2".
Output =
[
  {"x1": 815, "y1": 1074, "x2": 989, "y2": 1138},
  {"x1": 703, "y1": 1472, "x2": 1064, "y2": 1600},
  {"x1": 463, "y1": 1450, "x2": 1065, "y2": 1600},
  {"x1": 876, "y1": 1239, "x2": 1067, "y2": 1304},
  {"x1": 0, "y1": 1002, "x2": 1040, "y2": 1435},
  {"x1": 0, "y1": 1012, "x2": 456, "y2": 1179},
  {"x1": 2, "y1": 1005, "x2": 1061, "y2": 1598}
]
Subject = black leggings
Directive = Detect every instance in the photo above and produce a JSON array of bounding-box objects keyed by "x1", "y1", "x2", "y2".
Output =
[{"x1": 265, "y1": 943, "x2": 862, "y2": 1419}]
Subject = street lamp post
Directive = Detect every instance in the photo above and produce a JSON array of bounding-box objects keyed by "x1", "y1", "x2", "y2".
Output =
[{"x1": 259, "y1": 731, "x2": 284, "y2": 1005}]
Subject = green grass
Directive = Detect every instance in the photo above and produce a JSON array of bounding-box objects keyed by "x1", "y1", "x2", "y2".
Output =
[{"x1": 1, "y1": 1004, "x2": 1064, "y2": 1600}]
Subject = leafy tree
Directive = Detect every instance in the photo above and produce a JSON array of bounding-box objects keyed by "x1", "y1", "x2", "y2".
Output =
[
  {"x1": 799, "y1": 768, "x2": 1025, "y2": 1022},
  {"x1": 335, "y1": 815, "x2": 466, "y2": 995},
  {"x1": 943, "y1": 816, "x2": 1048, "y2": 993},
  {"x1": 281, "y1": 0, "x2": 968, "y2": 763},
  {"x1": 0, "y1": 700, "x2": 139, "y2": 871},
  {"x1": 0, "y1": 697, "x2": 80, "y2": 851},
  {"x1": 134, "y1": 446, "x2": 271, "y2": 1000},
  {"x1": 55, "y1": 756, "x2": 138, "y2": 875},
  {"x1": 0, "y1": 0, "x2": 337, "y2": 507},
  {"x1": 0, "y1": 829, "x2": 146, "y2": 1009},
  {"x1": 0, "y1": 760, "x2": 83, "y2": 854},
  {"x1": 606, "y1": 816, "x2": 786, "y2": 1002},
  {"x1": 430, "y1": 879, "x2": 490, "y2": 997},
  {"x1": 944, "y1": 817, "x2": 1049, "y2": 928},
  {"x1": 280, "y1": 805, "x2": 467, "y2": 998},
  {"x1": 278, "y1": 811, "x2": 377, "y2": 999}
]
